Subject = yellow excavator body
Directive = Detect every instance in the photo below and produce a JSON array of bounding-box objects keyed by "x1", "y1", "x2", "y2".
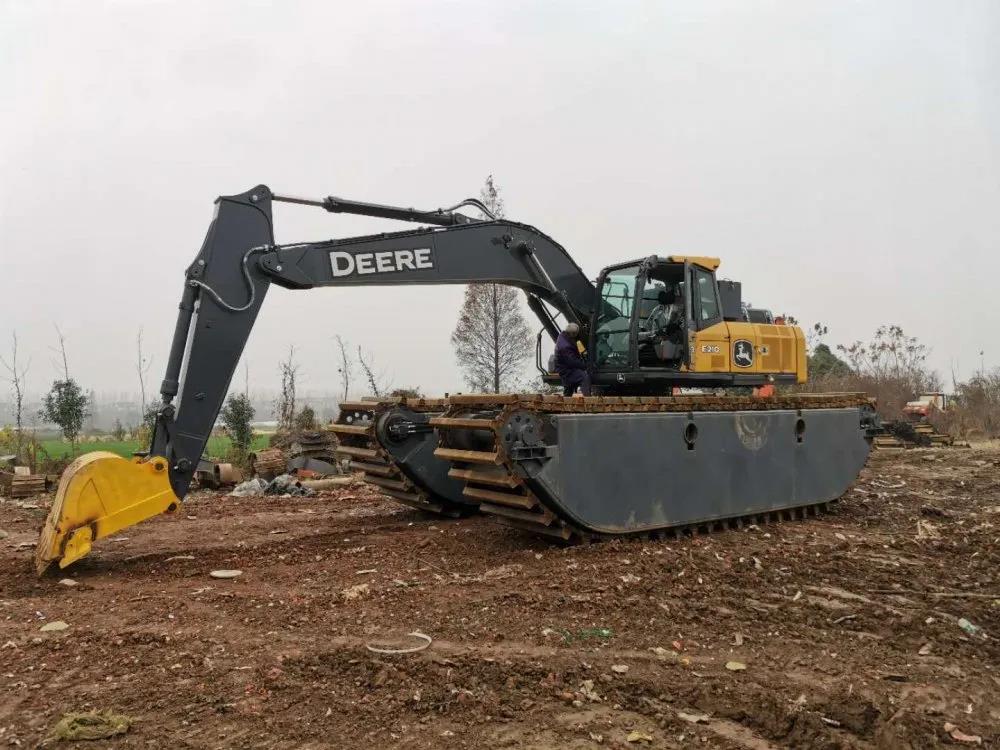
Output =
[
  {"x1": 35, "y1": 452, "x2": 179, "y2": 574},
  {"x1": 689, "y1": 321, "x2": 808, "y2": 382}
]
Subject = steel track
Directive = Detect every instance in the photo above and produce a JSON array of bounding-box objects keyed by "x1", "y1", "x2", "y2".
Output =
[
  {"x1": 332, "y1": 392, "x2": 875, "y2": 538},
  {"x1": 332, "y1": 399, "x2": 468, "y2": 516},
  {"x1": 430, "y1": 392, "x2": 875, "y2": 540}
]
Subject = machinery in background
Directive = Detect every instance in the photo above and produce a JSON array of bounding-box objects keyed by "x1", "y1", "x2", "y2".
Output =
[{"x1": 903, "y1": 392, "x2": 950, "y2": 422}]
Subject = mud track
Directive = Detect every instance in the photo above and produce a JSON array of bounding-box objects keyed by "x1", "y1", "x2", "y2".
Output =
[{"x1": 2, "y1": 445, "x2": 998, "y2": 748}]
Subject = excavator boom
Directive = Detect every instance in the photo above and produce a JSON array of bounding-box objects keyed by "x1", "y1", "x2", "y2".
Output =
[{"x1": 37, "y1": 185, "x2": 595, "y2": 571}]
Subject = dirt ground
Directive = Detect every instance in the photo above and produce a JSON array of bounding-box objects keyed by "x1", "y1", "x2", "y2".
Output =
[{"x1": 1, "y1": 444, "x2": 998, "y2": 749}]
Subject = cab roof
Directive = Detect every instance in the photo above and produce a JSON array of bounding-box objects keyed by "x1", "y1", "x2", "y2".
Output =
[{"x1": 664, "y1": 255, "x2": 721, "y2": 271}]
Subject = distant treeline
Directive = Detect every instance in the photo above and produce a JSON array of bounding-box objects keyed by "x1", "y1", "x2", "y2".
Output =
[{"x1": 0, "y1": 392, "x2": 350, "y2": 433}]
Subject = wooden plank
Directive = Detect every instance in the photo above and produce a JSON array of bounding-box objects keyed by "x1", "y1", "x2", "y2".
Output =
[
  {"x1": 447, "y1": 393, "x2": 518, "y2": 405},
  {"x1": 462, "y1": 485, "x2": 537, "y2": 509},
  {"x1": 379, "y1": 488, "x2": 443, "y2": 514},
  {"x1": 335, "y1": 445, "x2": 379, "y2": 460},
  {"x1": 429, "y1": 417, "x2": 495, "y2": 430},
  {"x1": 350, "y1": 460, "x2": 396, "y2": 477},
  {"x1": 328, "y1": 423, "x2": 371, "y2": 436},
  {"x1": 433, "y1": 448, "x2": 501, "y2": 465},
  {"x1": 448, "y1": 468, "x2": 518, "y2": 488},
  {"x1": 337, "y1": 401, "x2": 382, "y2": 413},
  {"x1": 364, "y1": 475, "x2": 410, "y2": 493},
  {"x1": 479, "y1": 502, "x2": 556, "y2": 528},
  {"x1": 10, "y1": 474, "x2": 46, "y2": 498}
]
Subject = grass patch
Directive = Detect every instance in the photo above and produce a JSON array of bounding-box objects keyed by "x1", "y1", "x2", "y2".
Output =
[
  {"x1": 40, "y1": 434, "x2": 270, "y2": 460},
  {"x1": 46, "y1": 710, "x2": 133, "y2": 742}
]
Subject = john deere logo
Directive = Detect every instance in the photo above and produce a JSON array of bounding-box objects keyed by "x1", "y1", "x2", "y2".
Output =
[{"x1": 733, "y1": 339, "x2": 754, "y2": 368}]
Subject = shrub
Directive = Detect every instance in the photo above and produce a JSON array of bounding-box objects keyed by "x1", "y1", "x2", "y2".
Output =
[
  {"x1": 220, "y1": 393, "x2": 256, "y2": 462},
  {"x1": 40, "y1": 379, "x2": 90, "y2": 449},
  {"x1": 933, "y1": 369, "x2": 1000, "y2": 439},
  {"x1": 294, "y1": 405, "x2": 317, "y2": 432}
]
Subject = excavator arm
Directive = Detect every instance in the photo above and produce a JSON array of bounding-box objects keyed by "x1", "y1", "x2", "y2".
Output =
[{"x1": 36, "y1": 184, "x2": 595, "y2": 572}]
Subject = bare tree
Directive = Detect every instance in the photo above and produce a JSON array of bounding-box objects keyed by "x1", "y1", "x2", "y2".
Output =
[
  {"x1": 480, "y1": 174, "x2": 504, "y2": 218},
  {"x1": 51, "y1": 324, "x2": 70, "y2": 380},
  {"x1": 135, "y1": 327, "x2": 153, "y2": 423},
  {"x1": 450, "y1": 175, "x2": 530, "y2": 392},
  {"x1": 275, "y1": 346, "x2": 299, "y2": 432},
  {"x1": 244, "y1": 361, "x2": 250, "y2": 398},
  {"x1": 357, "y1": 346, "x2": 391, "y2": 397},
  {"x1": 1, "y1": 332, "x2": 30, "y2": 460},
  {"x1": 805, "y1": 322, "x2": 829, "y2": 352},
  {"x1": 334, "y1": 335, "x2": 353, "y2": 402},
  {"x1": 837, "y1": 325, "x2": 940, "y2": 393}
]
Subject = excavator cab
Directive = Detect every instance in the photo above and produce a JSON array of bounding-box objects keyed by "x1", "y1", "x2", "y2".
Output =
[{"x1": 587, "y1": 256, "x2": 807, "y2": 391}]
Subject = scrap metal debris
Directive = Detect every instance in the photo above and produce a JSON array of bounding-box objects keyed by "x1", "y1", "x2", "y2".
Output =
[{"x1": 230, "y1": 474, "x2": 315, "y2": 498}]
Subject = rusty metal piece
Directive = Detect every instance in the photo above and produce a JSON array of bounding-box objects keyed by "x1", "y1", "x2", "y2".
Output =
[{"x1": 215, "y1": 463, "x2": 241, "y2": 485}]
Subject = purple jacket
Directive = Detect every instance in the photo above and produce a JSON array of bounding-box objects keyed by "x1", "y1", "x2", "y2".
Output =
[{"x1": 554, "y1": 332, "x2": 587, "y2": 377}]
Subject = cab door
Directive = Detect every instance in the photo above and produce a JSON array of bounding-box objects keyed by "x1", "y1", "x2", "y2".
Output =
[
  {"x1": 590, "y1": 263, "x2": 642, "y2": 373},
  {"x1": 688, "y1": 264, "x2": 743, "y2": 374}
]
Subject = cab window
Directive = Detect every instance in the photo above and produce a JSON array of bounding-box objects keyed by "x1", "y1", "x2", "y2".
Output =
[
  {"x1": 692, "y1": 268, "x2": 721, "y2": 328},
  {"x1": 595, "y1": 265, "x2": 639, "y2": 367}
]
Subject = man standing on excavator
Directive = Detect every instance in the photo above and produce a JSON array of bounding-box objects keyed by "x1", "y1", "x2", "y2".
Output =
[{"x1": 555, "y1": 322, "x2": 592, "y2": 397}]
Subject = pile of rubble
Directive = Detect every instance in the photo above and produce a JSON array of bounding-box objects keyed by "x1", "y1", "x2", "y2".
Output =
[
  {"x1": 230, "y1": 474, "x2": 313, "y2": 497},
  {"x1": 256, "y1": 429, "x2": 342, "y2": 479},
  {"x1": 0, "y1": 460, "x2": 52, "y2": 499},
  {"x1": 231, "y1": 428, "x2": 348, "y2": 497},
  {"x1": 875, "y1": 420, "x2": 957, "y2": 449}
]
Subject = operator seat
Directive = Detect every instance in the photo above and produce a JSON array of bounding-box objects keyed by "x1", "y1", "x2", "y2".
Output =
[{"x1": 639, "y1": 288, "x2": 683, "y2": 364}]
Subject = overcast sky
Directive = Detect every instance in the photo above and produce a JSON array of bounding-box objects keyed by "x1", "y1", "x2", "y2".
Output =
[{"x1": 2, "y1": 0, "x2": 998, "y2": 402}]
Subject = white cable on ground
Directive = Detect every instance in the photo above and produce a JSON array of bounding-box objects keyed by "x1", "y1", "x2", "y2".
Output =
[{"x1": 365, "y1": 631, "x2": 432, "y2": 655}]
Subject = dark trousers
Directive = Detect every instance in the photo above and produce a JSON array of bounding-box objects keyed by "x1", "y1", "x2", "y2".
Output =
[{"x1": 561, "y1": 369, "x2": 592, "y2": 397}]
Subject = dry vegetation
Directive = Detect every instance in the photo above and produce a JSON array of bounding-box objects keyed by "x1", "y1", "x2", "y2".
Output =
[{"x1": 798, "y1": 325, "x2": 1000, "y2": 438}]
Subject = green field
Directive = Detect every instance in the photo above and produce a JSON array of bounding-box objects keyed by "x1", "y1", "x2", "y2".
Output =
[{"x1": 40, "y1": 434, "x2": 270, "y2": 460}]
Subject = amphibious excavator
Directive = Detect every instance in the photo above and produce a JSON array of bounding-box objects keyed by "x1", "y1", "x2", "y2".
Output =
[{"x1": 36, "y1": 185, "x2": 877, "y2": 572}]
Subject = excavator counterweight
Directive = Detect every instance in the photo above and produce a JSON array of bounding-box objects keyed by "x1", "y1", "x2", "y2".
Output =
[{"x1": 37, "y1": 184, "x2": 876, "y2": 572}]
